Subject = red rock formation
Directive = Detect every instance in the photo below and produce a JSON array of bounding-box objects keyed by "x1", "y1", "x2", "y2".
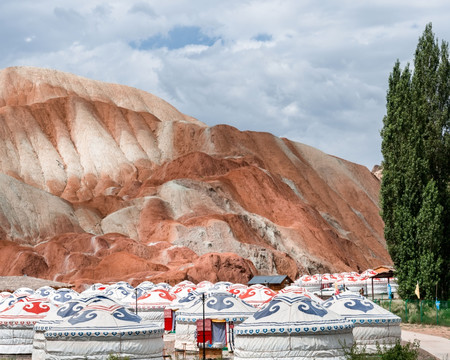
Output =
[{"x1": 0, "y1": 66, "x2": 391, "y2": 287}]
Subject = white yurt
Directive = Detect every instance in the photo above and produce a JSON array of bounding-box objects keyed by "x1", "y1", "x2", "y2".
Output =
[
  {"x1": 227, "y1": 284, "x2": 248, "y2": 296},
  {"x1": 50, "y1": 288, "x2": 79, "y2": 304},
  {"x1": 0, "y1": 294, "x2": 17, "y2": 312},
  {"x1": 0, "y1": 298, "x2": 56, "y2": 356},
  {"x1": 278, "y1": 285, "x2": 324, "y2": 304},
  {"x1": 164, "y1": 291, "x2": 203, "y2": 333},
  {"x1": 170, "y1": 282, "x2": 197, "y2": 300},
  {"x1": 234, "y1": 293, "x2": 354, "y2": 360},
  {"x1": 104, "y1": 285, "x2": 134, "y2": 303},
  {"x1": 175, "y1": 291, "x2": 257, "y2": 352},
  {"x1": 136, "y1": 281, "x2": 155, "y2": 291},
  {"x1": 168, "y1": 291, "x2": 201, "y2": 312},
  {"x1": 239, "y1": 285, "x2": 276, "y2": 308},
  {"x1": 0, "y1": 292, "x2": 11, "y2": 300},
  {"x1": 209, "y1": 281, "x2": 233, "y2": 292},
  {"x1": 33, "y1": 295, "x2": 119, "y2": 360},
  {"x1": 322, "y1": 292, "x2": 401, "y2": 352},
  {"x1": 43, "y1": 303, "x2": 164, "y2": 359},
  {"x1": 13, "y1": 287, "x2": 35, "y2": 298},
  {"x1": 296, "y1": 275, "x2": 321, "y2": 292},
  {"x1": 196, "y1": 280, "x2": 214, "y2": 293},
  {"x1": 35, "y1": 286, "x2": 55, "y2": 299},
  {"x1": 80, "y1": 283, "x2": 108, "y2": 297},
  {"x1": 136, "y1": 288, "x2": 176, "y2": 322}
]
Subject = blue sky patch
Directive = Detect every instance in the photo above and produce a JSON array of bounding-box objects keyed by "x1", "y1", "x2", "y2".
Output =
[
  {"x1": 131, "y1": 26, "x2": 219, "y2": 50},
  {"x1": 253, "y1": 33, "x2": 272, "y2": 42}
]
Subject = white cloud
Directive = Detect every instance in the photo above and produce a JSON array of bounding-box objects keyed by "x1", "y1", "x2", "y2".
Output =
[{"x1": 1, "y1": 0, "x2": 450, "y2": 168}]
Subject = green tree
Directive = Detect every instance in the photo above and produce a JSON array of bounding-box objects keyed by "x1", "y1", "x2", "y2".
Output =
[{"x1": 381, "y1": 23, "x2": 449, "y2": 300}]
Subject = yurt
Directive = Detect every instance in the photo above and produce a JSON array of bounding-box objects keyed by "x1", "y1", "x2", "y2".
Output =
[
  {"x1": 0, "y1": 294, "x2": 17, "y2": 312},
  {"x1": 175, "y1": 291, "x2": 257, "y2": 352},
  {"x1": 50, "y1": 288, "x2": 79, "y2": 304},
  {"x1": 239, "y1": 285, "x2": 276, "y2": 308},
  {"x1": 170, "y1": 281, "x2": 197, "y2": 299},
  {"x1": 234, "y1": 293, "x2": 354, "y2": 360},
  {"x1": 0, "y1": 292, "x2": 11, "y2": 300},
  {"x1": 136, "y1": 281, "x2": 155, "y2": 291},
  {"x1": 228, "y1": 284, "x2": 248, "y2": 296},
  {"x1": 33, "y1": 295, "x2": 119, "y2": 359},
  {"x1": 80, "y1": 283, "x2": 108, "y2": 297},
  {"x1": 296, "y1": 275, "x2": 321, "y2": 292},
  {"x1": 154, "y1": 282, "x2": 171, "y2": 291},
  {"x1": 136, "y1": 288, "x2": 176, "y2": 322},
  {"x1": 196, "y1": 280, "x2": 214, "y2": 293},
  {"x1": 13, "y1": 287, "x2": 35, "y2": 298},
  {"x1": 323, "y1": 292, "x2": 401, "y2": 352},
  {"x1": 35, "y1": 286, "x2": 55, "y2": 299},
  {"x1": 0, "y1": 298, "x2": 56, "y2": 356},
  {"x1": 43, "y1": 303, "x2": 164, "y2": 359},
  {"x1": 210, "y1": 281, "x2": 233, "y2": 292},
  {"x1": 104, "y1": 284, "x2": 134, "y2": 303},
  {"x1": 278, "y1": 285, "x2": 324, "y2": 304}
]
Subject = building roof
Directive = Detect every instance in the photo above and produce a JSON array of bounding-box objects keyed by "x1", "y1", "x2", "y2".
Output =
[{"x1": 248, "y1": 275, "x2": 291, "y2": 285}]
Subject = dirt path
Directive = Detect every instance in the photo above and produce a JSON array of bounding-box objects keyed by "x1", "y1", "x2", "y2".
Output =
[{"x1": 401, "y1": 323, "x2": 450, "y2": 340}]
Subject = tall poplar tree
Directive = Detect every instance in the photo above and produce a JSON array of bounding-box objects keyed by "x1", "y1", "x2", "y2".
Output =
[{"x1": 381, "y1": 23, "x2": 449, "y2": 299}]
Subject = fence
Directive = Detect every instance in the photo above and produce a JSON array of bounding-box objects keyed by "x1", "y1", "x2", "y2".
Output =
[{"x1": 374, "y1": 299, "x2": 449, "y2": 326}]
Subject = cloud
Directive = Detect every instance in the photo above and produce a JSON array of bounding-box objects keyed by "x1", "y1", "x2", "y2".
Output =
[{"x1": 1, "y1": 0, "x2": 450, "y2": 169}]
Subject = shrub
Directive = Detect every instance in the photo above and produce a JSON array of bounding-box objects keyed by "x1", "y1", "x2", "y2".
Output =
[{"x1": 344, "y1": 340, "x2": 420, "y2": 360}]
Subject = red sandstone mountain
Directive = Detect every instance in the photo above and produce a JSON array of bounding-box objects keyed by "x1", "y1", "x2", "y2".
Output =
[{"x1": 0, "y1": 66, "x2": 390, "y2": 289}]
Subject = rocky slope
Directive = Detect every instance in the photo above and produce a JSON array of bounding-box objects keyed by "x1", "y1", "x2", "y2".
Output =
[{"x1": 0, "y1": 66, "x2": 391, "y2": 288}]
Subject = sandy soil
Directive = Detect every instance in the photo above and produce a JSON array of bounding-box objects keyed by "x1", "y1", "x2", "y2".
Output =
[{"x1": 401, "y1": 323, "x2": 450, "y2": 340}]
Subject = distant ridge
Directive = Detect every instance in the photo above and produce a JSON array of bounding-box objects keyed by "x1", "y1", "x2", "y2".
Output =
[{"x1": 0, "y1": 66, "x2": 391, "y2": 288}]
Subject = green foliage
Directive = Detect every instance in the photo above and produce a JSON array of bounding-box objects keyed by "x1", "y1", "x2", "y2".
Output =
[
  {"x1": 107, "y1": 354, "x2": 130, "y2": 360},
  {"x1": 344, "y1": 340, "x2": 420, "y2": 360},
  {"x1": 380, "y1": 23, "x2": 450, "y2": 300}
]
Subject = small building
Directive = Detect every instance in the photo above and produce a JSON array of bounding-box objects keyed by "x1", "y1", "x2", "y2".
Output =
[
  {"x1": 247, "y1": 275, "x2": 292, "y2": 291},
  {"x1": 373, "y1": 265, "x2": 395, "y2": 274}
]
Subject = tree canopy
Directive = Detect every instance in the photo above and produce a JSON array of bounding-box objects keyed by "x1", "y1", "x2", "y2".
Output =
[{"x1": 381, "y1": 23, "x2": 449, "y2": 300}]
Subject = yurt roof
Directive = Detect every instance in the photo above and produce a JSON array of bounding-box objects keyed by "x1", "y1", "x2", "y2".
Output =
[
  {"x1": 235, "y1": 293, "x2": 353, "y2": 335},
  {"x1": 34, "y1": 295, "x2": 118, "y2": 331},
  {"x1": 322, "y1": 292, "x2": 401, "y2": 325},
  {"x1": 0, "y1": 298, "x2": 57, "y2": 326},
  {"x1": 167, "y1": 291, "x2": 201, "y2": 311},
  {"x1": 44, "y1": 303, "x2": 164, "y2": 339},
  {"x1": 239, "y1": 285, "x2": 276, "y2": 307},
  {"x1": 277, "y1": 286, "x2": 324, "y2": 303},
  {"x1": 176, "y1": 291, "x2": 256, "y2": 322},
  {"x1": 50, "y1": 288, "x2": 79, "y2": 304},
  {"x1": 137, "y1": 289, "x2": 175, "y2": 309}
]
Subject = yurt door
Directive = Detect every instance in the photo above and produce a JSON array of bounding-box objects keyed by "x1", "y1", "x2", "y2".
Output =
[{"x1": 211, "y1": 320, "x2": 226, "y2": 347}]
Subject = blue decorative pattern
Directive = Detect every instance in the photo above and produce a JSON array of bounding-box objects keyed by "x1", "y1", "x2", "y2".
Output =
[
  {"x1": 206, "y1": 294, "x2": 235, "y2": 311},
  {"x1": 179, "y1": 292, "x2": 198, "y2": 304},
  {"x1": 106, "y1": 287, "x2": 130, "y2": 297},
  {"x1": 53, "y1": 291, "x2": 76, "y2": 303},
  {"x1": 343, "y1": 298, "x2": 374, "y2": 313},
  {"x1": 36, "y1": 288, "x2": 52, "y2": 297},
  {"x1": 68, "y1": 310, "x2": 98, "y2": 325},
  {"x1": 112, "y1": 307, "x2": 141, "y2": 323},
  {"x1": 45, "y1": 327, "x2": 164, "y2": 338},
  {"x1": 297, "y1": 299, "x2": 328, "y2": 317},
  {"x1": 254, "y1": 301, "x2": 281, "y2": 320},
  {"x1": 57, "y1": 301, "x2": 85, "y2": 318},
  {"x1": 235, "y1": 320, "x2": 354, "y2": 335}
]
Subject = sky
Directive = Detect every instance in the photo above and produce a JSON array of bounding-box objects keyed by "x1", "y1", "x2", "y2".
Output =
[{"x1": 1, "y1": 1, "x2": 449, "y2": 169}]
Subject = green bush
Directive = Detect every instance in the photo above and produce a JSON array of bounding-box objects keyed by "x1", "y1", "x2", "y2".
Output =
[
  {"x1": 107, "y1": 354, "x2": 130, "y2": 360},
  {"x1": 344, "y1": 340, "x2": 420, "y2": 360}
]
